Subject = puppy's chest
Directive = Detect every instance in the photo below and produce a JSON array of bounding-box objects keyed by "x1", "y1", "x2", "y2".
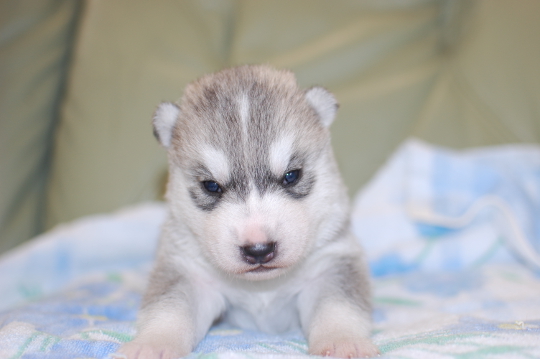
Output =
[{"x1": 221, "y1": 287, "x2": 301, "y2": 334}]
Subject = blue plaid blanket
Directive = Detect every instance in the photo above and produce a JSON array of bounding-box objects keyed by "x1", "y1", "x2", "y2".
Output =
[{"x1": 1, "y1": 139, "x2": 539, "y2": 359}]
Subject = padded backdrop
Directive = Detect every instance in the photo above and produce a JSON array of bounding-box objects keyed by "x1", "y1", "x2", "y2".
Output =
[
  {"x1": 0, "y1": 0, "x2": 80, "y2": 253},
  {"x1": 45, "y1": 0, "x2": 540, "y2": 229}
]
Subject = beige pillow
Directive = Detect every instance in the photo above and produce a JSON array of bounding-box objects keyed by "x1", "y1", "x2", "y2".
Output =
[{"x1": 47, "y1": 0, "x2": 540, "y2": 230}]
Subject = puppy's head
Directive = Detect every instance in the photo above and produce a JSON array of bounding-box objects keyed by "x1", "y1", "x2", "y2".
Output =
[{"x1": 154, "y1": 65, "x2": 349, "y2": 280}]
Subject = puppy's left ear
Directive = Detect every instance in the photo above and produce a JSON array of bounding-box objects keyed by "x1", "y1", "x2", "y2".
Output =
[
  {"x1": 153, "y1": 102, "x2": 180, "y2": 148},
  {"x1": 305, "y1": 87, "x2": 338, "y2": 128}
]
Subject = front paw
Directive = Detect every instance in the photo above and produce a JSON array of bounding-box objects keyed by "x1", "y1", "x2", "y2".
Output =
[
  {"x1": 309, "y1": 335, "x2": 380, "y2": 358},
  {"x1": 114, "y1": 340, "x2": 188, "y2": 359}
]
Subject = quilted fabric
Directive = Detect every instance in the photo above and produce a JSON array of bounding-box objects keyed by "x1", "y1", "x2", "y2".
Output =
[
  {"x1": 1, "y1": 140, "x2": 539, "y2": 358},
  {"x1": 1, "y1": 265, "x2": 539, "y2": 358}
]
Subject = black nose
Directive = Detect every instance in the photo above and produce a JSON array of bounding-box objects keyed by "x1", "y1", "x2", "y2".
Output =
[{"x1": 241, "y1": 242, "x2": 276, "y2": 264}]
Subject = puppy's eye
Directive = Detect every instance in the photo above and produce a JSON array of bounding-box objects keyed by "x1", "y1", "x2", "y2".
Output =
[
  {"x1": 282, "y1": 169, "x2": 301, "y2": 186},
  {"x1": 203, "y1": 180, "x2": 222, "y2": 193}
]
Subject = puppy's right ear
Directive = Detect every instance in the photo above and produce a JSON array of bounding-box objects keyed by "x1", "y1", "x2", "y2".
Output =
[{"x1": 153, "y1": 102, "x2": 180, "y2": 148}]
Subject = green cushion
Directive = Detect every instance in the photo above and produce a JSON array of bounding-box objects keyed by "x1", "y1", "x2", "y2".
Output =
[
  {"x1": 46, "y1": 0, "x2": 540, "y2": 230},
  {"x1": 0, "y1": 0, "x2": 80, "y2": 253}
]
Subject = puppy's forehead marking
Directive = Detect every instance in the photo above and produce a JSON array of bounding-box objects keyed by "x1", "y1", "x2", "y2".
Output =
[
  {"x1": 269, "y1": 135, "x2": 294, "y2": 175},
  {"x1": 180, "y1": 66, "x2": 323, "y2": 200},
  {"x1": 238, "y1": 93, "x2": 250, "y2": 139},
  {"x1": 201, "y1": 145, "x2": 230, "y2": 182}
]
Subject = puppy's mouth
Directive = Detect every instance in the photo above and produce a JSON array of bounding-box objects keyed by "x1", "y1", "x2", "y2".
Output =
[{"x1": 246, "y1": 265, "x2": 279, "y2": 273}]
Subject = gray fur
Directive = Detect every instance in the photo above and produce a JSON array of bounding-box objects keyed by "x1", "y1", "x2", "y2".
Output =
[
  {"x1": 117, "y1": 65, "x2": 378, "y2": 359},
  {"x1": 328, "y1": 255, "x2": 372, "y2": 313},
  {"x1": 168, "y1": 65, "x2": 327, "y2": 208}
]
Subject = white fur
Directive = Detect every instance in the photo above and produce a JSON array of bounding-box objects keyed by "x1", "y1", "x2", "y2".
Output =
[
  {"x1": 200, "y1": 189, "x2": 312, "y2": 279},
  {"x1": 117, "y1": 307, "x2": 193, "y2": 359},
  {"x1": 305, "y1": 87, "x2": 338, "y2": 128},
  {"x1": 239, "y1": 94, "x2": 250, "y2": 139},
  {"x1": 201, "y1": 146, "x2": 230, "y2": 182},
  {"x1": 306, "y1": 299, "x2": 378, "y2": 357},
  {"x1": 269, "y1": 135, "x2": 294, "y2": 175},
  {"x1": 119, "y1": 66, "x2": 377, "y2": 359},
  {"x1": 153, "y1": 102, "x2": 180, "y2": 148}
]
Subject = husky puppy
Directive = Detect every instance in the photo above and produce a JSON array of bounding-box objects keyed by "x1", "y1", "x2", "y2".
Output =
[{"x1": 117, "y1": 65, "x2": 378, "y2": 359}]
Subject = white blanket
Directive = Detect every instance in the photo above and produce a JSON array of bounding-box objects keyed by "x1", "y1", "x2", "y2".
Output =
[{"x1": 1, "y1": 139, "x2": 539, "y2": 359}]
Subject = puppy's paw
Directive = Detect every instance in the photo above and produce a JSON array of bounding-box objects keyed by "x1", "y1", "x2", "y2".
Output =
[
  {"x1": 114, "y1": 340, "x2": 188, "y2": 359},
  {"x1": 309, "y1": 335, "x2": 380, "y2": 358}
]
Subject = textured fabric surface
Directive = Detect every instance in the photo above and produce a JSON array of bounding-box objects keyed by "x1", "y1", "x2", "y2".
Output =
[
  {"x1": 1, "y1": 264, "x2": 539, "y2": 359},
  {"x1": 1, "y1": 140, "x2": 539, "y2": 358},
  {"x1": 0, "y1": 0, "x2": 81, "y2": 253},
  {"x1": 45, "y1": 0, "x2": 540, "y2": 230},
  {"x1": 2, "y1": 0, "x2": 540, "y2": 254},
  {"x1": 353, "y1": 139, "x2": 540, "y2": 275}
]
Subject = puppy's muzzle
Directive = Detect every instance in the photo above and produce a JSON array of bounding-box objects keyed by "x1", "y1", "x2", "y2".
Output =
[{"x1": 241, "y1": 242, "x2": 276, "y2": 264}]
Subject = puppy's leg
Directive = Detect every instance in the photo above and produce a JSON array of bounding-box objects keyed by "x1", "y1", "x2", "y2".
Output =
[
  {"x1": 305, "y1": 299, "x2": 379, "y2": 358},
  {"x1": 117, "y1": 300, "x2": 191, "y2": 359},
  {"x1": 298, "y1": 255, "x2": 379, "y2": 358},
  {"x1": 116, "y1": 260, "x2": 224, "y2": 359}
]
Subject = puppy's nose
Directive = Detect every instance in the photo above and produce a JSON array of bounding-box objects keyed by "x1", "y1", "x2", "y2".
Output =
[{"x1": 241, "y1": 242, "x2": 276, "y2": 264}]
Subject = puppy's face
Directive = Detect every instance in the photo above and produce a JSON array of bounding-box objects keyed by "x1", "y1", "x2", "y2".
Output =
[{"x1": 154, "y1": 66, "x2": 347, "y2": 280}]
